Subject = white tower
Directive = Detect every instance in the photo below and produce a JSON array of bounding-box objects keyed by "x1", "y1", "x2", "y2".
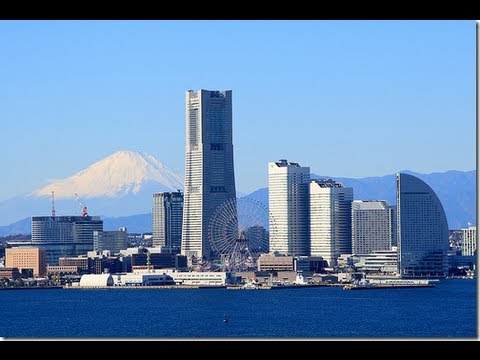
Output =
[
  {"x1": 310, "y1": 179, "x2": 353, "y2": 267},
  {"x1": 268, "y1": 159, "x2": 310, "y2": 256}
]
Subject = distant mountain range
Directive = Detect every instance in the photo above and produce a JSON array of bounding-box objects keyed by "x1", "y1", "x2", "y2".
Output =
[{"x1": 0, "y1": 150, "x2": 475, "y2": 236}]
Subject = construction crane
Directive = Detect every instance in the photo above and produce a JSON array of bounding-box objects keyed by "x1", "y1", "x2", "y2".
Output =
[
  {"x1": 51, "y1": 191, "x2": 56, "y2": 220},
  {"x1": 73, "y1": 193, "x2": 88, "y2": 217}
]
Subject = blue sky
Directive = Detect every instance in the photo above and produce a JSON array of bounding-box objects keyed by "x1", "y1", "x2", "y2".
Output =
[{"x1": 0, "y1": 20, "x2": 475, "y2": 201}]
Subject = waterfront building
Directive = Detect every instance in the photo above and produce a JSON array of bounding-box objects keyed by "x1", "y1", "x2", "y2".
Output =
[
  {"x1": 166, "y1": 270, "x2": 231, "y2": 286},
  {"x1": 111, "y1": 272, "x2": 175, "y2": 286},
  {"x1": 181, "y1": 89, "x2": 237, "y2": 260},
  {"x1": 152, "y1": 191, "x2": 183, "y2": 253},
  {"x1": 396, "y1": 173, "x2": 449, "y2": 277},
  {"x1": 352, "y1": 200, "x2": 395, "y2": 255},
  {"x1": 93, "y1": 228, "x2": 128, "y2": 254},
  {"x1": 5, "y1": 247, "x2": 47, "y2": 277},
  {"x1": 294, "y1": 256, "x2": 326, "y2": 272},
  {"x1": 461, "y1": 226, "x2": 477, "y2": 256},
  {"x1": 257, "y1": 253, "x2": 295, "y2": 271},
  {"x1": 111, "y1": 269, "x2": 232, "y2": 287},
  {"x1": 30, "y1": 216, "x2": 103, "y2": 266},
  {"x1": 352, "y1": 248, "x2": 398, "y2": 274},
  {"x1": 268, "y1": 159, "x2": 310, "y2": 256},
  {"x1": 310, "y1": 179, "x2": 353, "y2": 267},
  {"x1": 78, "y1": 274, "x2": 114, "y2": 287}
]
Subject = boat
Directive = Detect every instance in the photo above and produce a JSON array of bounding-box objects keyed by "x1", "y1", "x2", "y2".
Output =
[{"x1": 343, "y1": 278, "x2": 437, "y2": 290}]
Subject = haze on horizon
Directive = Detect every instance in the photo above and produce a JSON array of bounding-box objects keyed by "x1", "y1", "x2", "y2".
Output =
[{"x1": 0, "y1": 20, "x2": 475, "y2": 201}]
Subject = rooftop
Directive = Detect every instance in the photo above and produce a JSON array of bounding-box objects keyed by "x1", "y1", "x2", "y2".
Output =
[{"x1": 310, "y1": 179, "x2": 344, "y2": 188}]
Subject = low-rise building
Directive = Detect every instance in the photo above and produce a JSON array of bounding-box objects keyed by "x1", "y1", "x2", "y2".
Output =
[
  {"x1": 294, "y1": 256, "x2": 325, "y2": 272},
  {"x1": 112, "y1": 270, "x2": 231, "y2": 286},
  {"x1": 47, "y1": 265, "x2": 79, "y2": 275},
  {"x1": 78, "y1": 274, "x2": 114, "y2": 287},
  {"x1": 112, "y1": 272, "x2": 175, "y2": 286},
  {"x1": 0, "y1": 267, "x2": 21, "y2": 280},
  {"x1": 5, "y1": 247, "x2": 47, "y2": 277},
  {"x1": 352, "y1": 248, "x2": 398, "y2": 274},
  {"x1": 59, "y1": 256, "x2": 89, "y2": 273},
  {"x1": 258, "y1": 253, "x2": 294, "y2": 271},
  {"x1": 167, "y1": 271, "x2": 230, "y2": 286}
]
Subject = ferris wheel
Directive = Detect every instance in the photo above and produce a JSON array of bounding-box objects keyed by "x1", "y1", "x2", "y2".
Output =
[{"x1": 208, "y1": 197, "x2": 273, "y2": 271}]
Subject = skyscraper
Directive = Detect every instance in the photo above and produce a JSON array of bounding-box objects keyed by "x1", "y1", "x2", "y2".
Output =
[
  {"x1": 268, "y1": 159, "x2": 310, "y2": 256},
  {"x1": 153, "y1": 191, "x2": 184, "y2": 253},
  {"x1": 352, "y1": 200, "x2": 395, "y2": 255},
  {"x1": 396, "y1": 173, "x2": 449, "y2": 277},
  {"x1": 181, "y1": 90, "x2": 237, "y2": 260},
  {"x1": 310, "y1": 179, "x2": 353, "y2": 267}
]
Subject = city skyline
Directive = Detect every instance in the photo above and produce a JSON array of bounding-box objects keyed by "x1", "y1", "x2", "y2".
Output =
[{"x1": 0, "y1": 20, "x2": 475, "y2": 201}]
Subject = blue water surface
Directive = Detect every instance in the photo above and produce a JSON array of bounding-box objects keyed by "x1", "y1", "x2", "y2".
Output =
[{"x1": 0, "y1": 279, "x2": 476, "y2": 338}]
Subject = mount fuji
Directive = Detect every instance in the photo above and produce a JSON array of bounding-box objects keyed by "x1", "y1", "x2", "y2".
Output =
[{"x1": 0, "y1": 151, "x2": 184, "y2": 227}]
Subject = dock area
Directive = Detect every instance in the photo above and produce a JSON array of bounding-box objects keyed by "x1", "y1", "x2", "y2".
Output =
[
  {"x1": 343, "y1": 283, "x2": 435, "y2": 290},
  {"x1": 64, "y1": 285, "x2": 226, "y2": 290}
]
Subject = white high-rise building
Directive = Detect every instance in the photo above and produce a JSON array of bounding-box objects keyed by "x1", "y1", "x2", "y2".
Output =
[
  {"x1": 352, "y1": 200, "x2": 395, "y2": 255},
  {"x1": 153, "y1": 191, "x2": 184, "y2": 253},
  {"x1": 268, "y1": 159, "x2": 310, "y2": 256},
  {"x1": 310, "y1": 179, "x2": 353, "y2": 267},
  {"x1": 461, "y1": 226, "x2": 476, "y2": 256},
  {"x1": 181, "y1": 90, "x2": 237, "y2": 260}
]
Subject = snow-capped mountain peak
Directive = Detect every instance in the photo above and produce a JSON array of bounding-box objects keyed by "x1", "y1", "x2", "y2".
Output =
[{"x1": 31, "y1": 150, "x2": 184, "y2": 198}]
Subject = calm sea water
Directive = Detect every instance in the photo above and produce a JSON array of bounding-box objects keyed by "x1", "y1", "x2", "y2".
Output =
[{"x1": 0, "y1": 279, "x2": 476, "y2": 338}]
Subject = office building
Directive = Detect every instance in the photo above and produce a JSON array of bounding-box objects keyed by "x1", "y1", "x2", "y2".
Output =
[
  {"x1": 257, "y1": 253, "x2": 295, "y2": 271},
  {"x1": 352, "y1": 200, "x2": 395, "y2": 255},
  {"x1": 5, "y1": 247, "x2": 47, "y2": 277},
  {"x1": 310, "y1": 179, "x2": 353, "y2": 267},
  {"x1": 268, "y1": 159, "x2": 310, "y2": 256},
  {"x1": 30, "y1": 216, "x2": 103, "y2": 266},
  {"x1": 396, "y1": 173, "x2": 449, "y2": 277},
  {"x1": 461, "y1": 226, "x2": 477, "y2": 256},
  {"x1": 294, "y1": 256, "x2": 325, "y2": 273},
  {"x1": 153, "y1": 191, "x2": 183, "y2": 253},
  {"x1": 181, "y1": 89, "x2": 237, "y2": 260},
  {"x1": 93, "y1": 228, "x2": 128, "y2": 254}
]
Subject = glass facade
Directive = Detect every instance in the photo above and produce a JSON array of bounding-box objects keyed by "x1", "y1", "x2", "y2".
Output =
[
  {"x1": 397, "y1": 173, "x2": 449, "y2": 277},
  {"x1": 31, "y1": 216, "x2": 103, "y2": 265},
  {"x1": 152, "y1": 191, "x2": 183, "y2": 253},
  {"x1": 181, "y1": 89, "x2": 237, "y2": 260}
]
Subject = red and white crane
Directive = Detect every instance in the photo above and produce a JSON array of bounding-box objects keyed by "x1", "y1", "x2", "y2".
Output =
[{"x1": 73, "y1": 193, "x2": 88, "y2": 217}]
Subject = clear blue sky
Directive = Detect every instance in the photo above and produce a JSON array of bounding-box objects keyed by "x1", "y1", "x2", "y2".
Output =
[{"x1": 0, "y1": 20, "x2": 475, "y2": 201}]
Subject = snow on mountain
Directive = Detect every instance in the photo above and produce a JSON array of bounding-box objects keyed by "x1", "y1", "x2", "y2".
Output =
[
  {"x1": 31, "y1": 150, "x2": 184, "y2": 199},
  {"x1": 0, "y1": 151, "x2": 184, "y2": 226}
]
